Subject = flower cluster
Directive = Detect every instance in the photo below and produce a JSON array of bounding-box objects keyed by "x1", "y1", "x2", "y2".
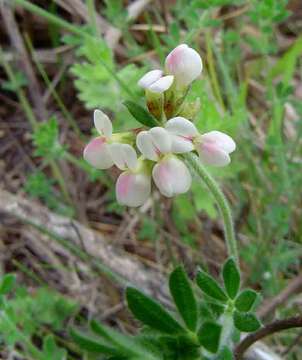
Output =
[{"x1": 84, "y1": 44, "x2": 236, "y2": 207}]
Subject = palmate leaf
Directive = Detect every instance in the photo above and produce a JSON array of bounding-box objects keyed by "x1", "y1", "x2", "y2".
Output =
[
  {"x1": 169, "y1": 266, "x2": 198, "y2": 331},
  {"x1": 222, "y1": 258, "x2": 240, "y2": 299},
  {"x1": 196, "y1": 270, "x2": 228, "y2": 302},
  {"x1": 126, "y1": 287, "x2": 184, "y2": 334}
]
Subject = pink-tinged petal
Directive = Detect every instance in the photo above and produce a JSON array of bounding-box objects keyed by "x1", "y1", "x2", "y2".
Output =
[
  {"x1": 165, "y1": 44, "x2": 202, "y2": 87},
  {"x1": 136, "y1": 128, "x2": 171, "y2": 161},
  {"x1": 138, "y1": 69, "x2": 163, "y2": 89},
  {"x1": 196, "y1": 142, "x2": 231, "y2": 167},
  {"x1": 165, "y1": 117, "x2": 198, "y2": 153},
  {"x1": 149, "y1": 127, "x2": 172, "y2": 154},
  {"x1": 152, "y1": 156, "x2": 191, "y2": 197},
  {"x1": 109, "y1": 143, "x2": 137, "y2": 171},
  {"x1": 116, "y1": 171, "x2": 151, "y2": 207},
  {"x1": 94, "y1": 109, "x2": 112, "y2": 138},
  {"x1": 83, "y1": 136, "x2": 114, "y2": 169},
  {"x1": 200, "y1": 131, "x2": 236, "y2": 154},
  {"x1": 148, "y1": 75, "x2": 174, "y2": 93}
]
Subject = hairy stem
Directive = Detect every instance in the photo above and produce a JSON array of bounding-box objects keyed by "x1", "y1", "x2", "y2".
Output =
[{"x1": 184, "y1": 153, "x2": 238, "y2": 263}]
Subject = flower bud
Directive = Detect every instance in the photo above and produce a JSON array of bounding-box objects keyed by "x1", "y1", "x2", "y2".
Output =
[
  {"x1": 195, "y1": 131, "x2": 236, "y2": 167},
  {"x1": 165, "y1": 44, "x2": 202, "y2": 87}
]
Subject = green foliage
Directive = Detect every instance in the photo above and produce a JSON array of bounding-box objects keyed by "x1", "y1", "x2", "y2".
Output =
[
  {"x1": 196, "y1": 269, "x2": 228, "y2": 302},
  {"x1": 32, "y1": 117, "x2": 65, "y2": 161},
  {"x1": 73, "y1": 259, "x2": 262, "y2": 359},
  {"x1": 233, "y1": 311, "x2": 262, "y2": 333},
  {"x1": 0, "y1": 275, "x2": 75, "y2": 358},
  {"x1": 65, "y1": 35, "x2": 145, "y2": 131},
  {"x1": 235, "y1": 289, "x2": 259, "y2": 313},
  {"x1": 126, "y1": 287, "x2": 184, "y2": 334},
  {"x1": 123, "y1": 100, "x2": 159, "y2": 128},
  {"x1": 1, "y1": 70, "x2": 28, "y2": 91},
  {"x1": 24, "y1": 171, "x2": 74, "y2": 216},
  {"x1": 169, "y1": 266, "x2": 198, "y2": 331},
  {"x1": 197, "y1": 321, "x2": 222, "y2": 353},
  {"x1": 222, "y1": 258, "x2": 241, "y2": 299}
]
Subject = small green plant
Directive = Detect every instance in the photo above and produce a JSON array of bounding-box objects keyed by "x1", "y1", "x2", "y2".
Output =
[
  {"x1": 0, "y1": 274, "x2": 76, "y2": 359},
  {"x1": 71, "y1": 259, "x2": 261, "y2": 359}
]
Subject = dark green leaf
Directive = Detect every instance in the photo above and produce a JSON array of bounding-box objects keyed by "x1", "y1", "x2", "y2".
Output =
[
  {"x1": 70, "y1": 328, "x2": 117, "y2": 355},
  {"x1": 123, "y1": 100, "x2": 158, "y2": 127},
  {"x1": 222, "y1": 258, "x2": 240, "y2": 299},
  {"x1": 126, "y1": 287, "x2": 184, "y2": 334},
  {"x1": 169, "y1": 266, "x2": 198, "y2": 331},
  {"x1": 0, "y1": 274, "x2": 16, "y2": 295},
  {"x1": 196, "y1": 270, "x2": 227, "y2": 302},
  {"x1": 235, "y1": 289, "x2": 258, "y2": 312},
  {"x1": 198, "y1": 322, "x2": 222, "y2": 353},
  {"x1": 233, "y1": 311, "x2": 261, "y2": 332}
]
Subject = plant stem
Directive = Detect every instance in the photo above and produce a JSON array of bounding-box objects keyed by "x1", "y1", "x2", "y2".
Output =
[{"x1": 184, "y1": 153, "x2": 238, "y2": 263}]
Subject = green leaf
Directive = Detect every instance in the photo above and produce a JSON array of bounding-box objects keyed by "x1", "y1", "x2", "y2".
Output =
[
  {"x1": 216, "y1": 346, "x2": 234, "y2": 360},
  {"x1": 222, "y1": 258, "x2": 240, "y2": 299},
  {"x1": 169, "y1": 266, "x2": 198, "y2": 331},
  {"x1": 198, "y1": 322, "x2": 222, "y2": 353},
  {"x1": 90, "y1": 320, "x2": 157, "y2": 360},
  {"x1": 196, "y1": 270, "x2": 228, "y2": 302},
  {"x1": 123, "y1": 100, "x2": 159, "y2": 127},
  {"x1": 70, "y1": 328, "x2": 118, "y2": 355},
  {"x1": 233, "y1": 311, "x2": 261, "y2": 332},
  {"x1": 235, "y1": 289, "x2": 258, "y2": 312},
  {"x1": 126, "y1": 287, "x2": 184, "y2": 334},
  {"x1": 0, "y1": 274, "x2": 16, "y2": 295}
]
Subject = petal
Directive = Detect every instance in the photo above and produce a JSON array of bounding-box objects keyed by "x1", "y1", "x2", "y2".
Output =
[
  {"x1": 138, "y1": 69, "x2": 163, "y2": 89},
  {"x1": 136, "y1": 128, "x2": 171, "y2": 161},
  {"x1": 148, "y1": 75, "x2": 174, "y2": 93},
  {"x1": 200, "y1": 131, "x2": 236, "y2": 154},
  {"x1": 83, "y1": 137, "x2": 114, "y2": 169},
  {"x1": 196, "y1": 142, "x2": 231, "y2": 167},
  {"x1": 165, "y1": 117, "x2": 198, "y2": 153},
  {"x1": 116, "y1": 171, "x2": 151, "y2": 207},
  {"x1": 165, "y1": 44, "x2": 202, "y2": 87},
  {"x1": 94, "y1": 109, "x2": 112, "y2": 138},
  {"x1": 109, "y1": 143, "x2": 137, "y2": 171},
  {"x1": 152, "y1": 156, "x2": 191, "y2": 197},
  {"x1": 136, "y1": 131, "x2": 158, "y2": 161}
]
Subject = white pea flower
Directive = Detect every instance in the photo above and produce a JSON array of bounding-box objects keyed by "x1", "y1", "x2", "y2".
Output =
[
  {"x1": 110, "y1": 143, "x2": 151, "y2": 207},
  {"x1": 83, "y1": 109, "x2": 115, "y2": 169},
  {"x1": 138, "y1": 69, "x2": 174, "y2": 94},
  {"x1": 165, "y1": 44, "x2": 203, "y2": 87},
  {"x1": 165, "y1": 117, "x2": 236, "y2": 167},
  {"x1": 136, "y1": 127, "x2": 192, "y2": 197}
]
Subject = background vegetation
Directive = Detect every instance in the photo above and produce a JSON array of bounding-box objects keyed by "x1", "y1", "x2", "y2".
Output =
[{"x1": 0, "y1": 0, "x2": 301, "y2": 358}]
